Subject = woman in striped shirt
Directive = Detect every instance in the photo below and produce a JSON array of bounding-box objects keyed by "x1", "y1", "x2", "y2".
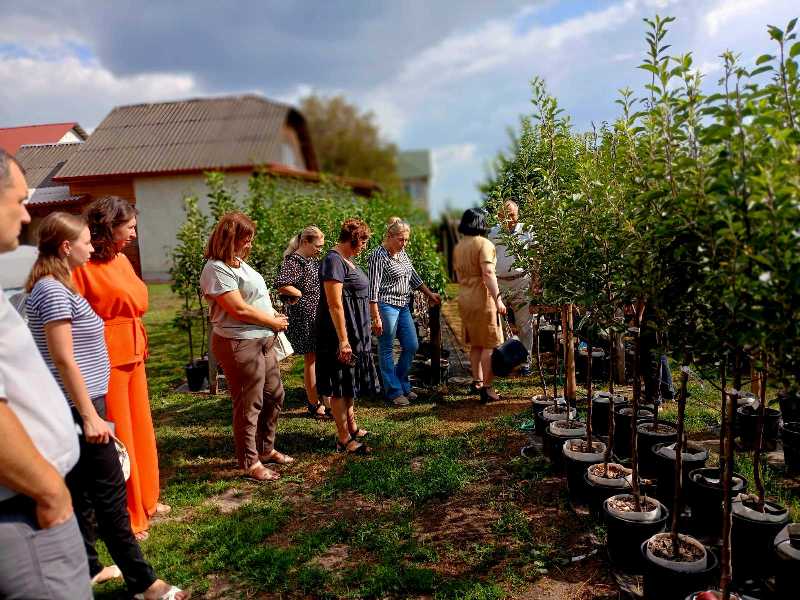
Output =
[
  {"x1": 368, "y1": 218, "x2": 441, "y2": 406},
  {"x1": 26, "y1": 212, "x2": 187, "y2": 600}
]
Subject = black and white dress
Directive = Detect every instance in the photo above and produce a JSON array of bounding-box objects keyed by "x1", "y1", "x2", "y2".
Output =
[
  {"x1": 315, "y1": 250, "x2": 379, "y2": 399},
  {"x1": 276, "y1": 252, "x2": 321, "y2": 355}
]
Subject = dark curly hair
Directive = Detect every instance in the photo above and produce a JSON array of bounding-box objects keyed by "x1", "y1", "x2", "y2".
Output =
[
  {"x1": 338, "y1": 218, "x2": 371, "y2": 248},
  {"x1": 84, "y1": 196, "x2": 138, "y2": 262}
]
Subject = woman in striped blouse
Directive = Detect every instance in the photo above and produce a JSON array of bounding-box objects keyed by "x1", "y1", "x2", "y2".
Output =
[{"x1": 368, "y1": 218, "x2": 441, "y2": 406}]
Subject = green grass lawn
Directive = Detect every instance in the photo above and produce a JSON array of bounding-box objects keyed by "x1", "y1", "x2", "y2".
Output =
[{"x1": 92, "y1": 284, "x2": 797, "y2": 599}]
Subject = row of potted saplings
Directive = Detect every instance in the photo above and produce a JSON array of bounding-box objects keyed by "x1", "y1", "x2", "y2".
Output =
[{"x1": 527, "y1": 335, "x2": 799, "y2": 600}]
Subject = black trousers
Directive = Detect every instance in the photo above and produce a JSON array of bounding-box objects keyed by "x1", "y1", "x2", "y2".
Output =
[{"x1": 65, "y1": 396, "x2": 156, "y2": 594}]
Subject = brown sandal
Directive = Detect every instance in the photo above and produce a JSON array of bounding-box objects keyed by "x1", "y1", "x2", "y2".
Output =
[
  {"x1": 261, "y1": 450, "x2": 295, "y2": 465},
  {"x1": 245, "y1": 462, "x2": 280, "y2": 482}
]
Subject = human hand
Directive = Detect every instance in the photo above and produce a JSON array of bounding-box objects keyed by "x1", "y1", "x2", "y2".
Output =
[
  {"x1": 271, "y1": 314, "x2": 289, "y2": 332},
  {"x1": 429, "y1": 293, "x2": 442, "y2": 306},
  {"x1": 337, "y1": 340, "x2": 354, "y2": 365},
  {"x1": 496, "y1": 297, "x2": 507, "y2": 315},
  {"x1": 371, "y1": 317, "x2": 383, "y2": 336},
  {"x1": 83, "y1": 412, "x2": 112, "y2": 445},
  {"x1": 36, "y1": 479, "x2": 73, "y2": 529}
]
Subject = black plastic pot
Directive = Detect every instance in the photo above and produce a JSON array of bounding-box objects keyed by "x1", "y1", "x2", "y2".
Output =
[
  {"x1": 641, "y1": 539, "x2": 718, "y2": 600},
  {"x1": 781, "y1": 422, "x2": 800, "y2": 475},
  {"x1": 778, "y1": 389, "x2": 800, "y2": 423},
  {"x1": 536, "y1": 403, "x2": 572, "y2": 437},
  {"x1": 544, "y1": 427, "x2": 581, "y2": 471},
  {"x1": 686, "y1": 468, "x2": 747, "y2": 536},
  {"x1": 652, "y1": 442, "x2": 709, "y2": 506},
  {"x1": 731, "y1": 498, "x2": 789, "y2": 584},
  {"x1": 563, "y1": 439, "x2": 606, "y2": 505},
  {"x1": 591, "y1": 395, "x2": 628, "y2": 437},
  {"x1": 583, "y1": 471, "x2": 629, "y2": 521},
  {"x1": 773, "y1": 523, "x2": 800, "y2": 598},
  {"x1": 185, "y1": 360, "x2": 208, "y2": 391},
  {"x1": 737, "y1": 405, "x2": 781, "y2": 450},
  {"x1": 637, "y1": 421, "x2": 678, "y2": 479},
  {"x1": 614, "y1": 406, "x2": 654, "y2": 459},
  {"x1": 604, "y1": 497, "x2": 668, "y2": 572}
]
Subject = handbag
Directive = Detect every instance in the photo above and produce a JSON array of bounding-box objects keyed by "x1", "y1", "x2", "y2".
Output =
[
  {"x1": 273, "y1": 331, "x2": 294, "y2": 362},
  {"x1": 491, "y1": 314, "x2": 529, "y2": 377}
]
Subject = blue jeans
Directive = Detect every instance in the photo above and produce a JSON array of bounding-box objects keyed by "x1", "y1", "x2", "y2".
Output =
[{"x1": 377, "y1": 302, "x2": 419, "y2": 401}]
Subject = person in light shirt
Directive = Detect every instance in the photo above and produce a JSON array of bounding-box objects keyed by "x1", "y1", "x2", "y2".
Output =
[
  {"x1": 488, "y1": 199, "x2": 535, "y2": 376},
  {"x1": 0, "y1": 148, "x2": 91, "y2": 599}
]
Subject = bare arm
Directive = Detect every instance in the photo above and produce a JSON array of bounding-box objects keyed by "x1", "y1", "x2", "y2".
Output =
[
  {"x1": 0, "y1": 400, "x2": 73, "y2": 528},
  {"x1": 213, "y1": 290, "x2": 288, "y2": 331},
  {"x1": 324, "y1": 280, "x2": 352, "y2": 363},
  {"x1": 417, "y1": 283, "x2": 442, "y2": 305},
  {"x1": 481, "y1": 262, "x2": 507, "y2": 315},
  {"x1": 277, "y1": 285, "x2": 302, "y2": 298},
  {"x1": 45, "y1": 320, "x2": 111, "y2": 444}
]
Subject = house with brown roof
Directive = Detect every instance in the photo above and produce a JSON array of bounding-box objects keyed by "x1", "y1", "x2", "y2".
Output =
[
  {"x1": 0, "y1": 123, "x2": 88, "y2": 154},
  {"x1": 17, "y1": 94, "x2": 379, "y2": 280}
]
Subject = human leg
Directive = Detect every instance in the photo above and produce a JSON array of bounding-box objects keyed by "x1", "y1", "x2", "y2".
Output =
[
  {"x1": 480, "y1": 348, "x2": 501, "y2": 402},
  {"x1": 470, "y1": 346, "x2": 484, "y2": 385},
  {"x1": 212, "y1": 334, "x2": 270, "y2": 472},
  {"x1": 377, "y1": 303, "x2": 403, "y2": 400},
  {"x1": 394, "y1": 303, "x2": 419, "y2": 396},
  {"x1": 128, "y1": 362, "x2": 160, "y2": 520},
  {"x1": 330, "y1": 396, "x2": 364, "y2": 453},
  {"x1": 304, "y1": 352, "x2": 327, "y2": 417},
  {"x1": 512, "y1": 301, "x2": 534, "y2": 370},
  {"x1": 106, "y1": 363, "x2": 150, "y2": 534},
  {"x1": 257, "y1": 342, "x2": 288, "y2": 461}
]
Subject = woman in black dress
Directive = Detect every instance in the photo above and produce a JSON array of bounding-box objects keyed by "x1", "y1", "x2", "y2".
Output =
[
  {"x1": 276, "y1": 225, "x2": 330, "y2": 419},
  {"x1": 316, "y1": 218, "x2": 378, "y2": 454}
]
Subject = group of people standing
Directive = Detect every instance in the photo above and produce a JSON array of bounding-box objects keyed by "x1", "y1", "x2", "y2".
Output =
[
  {"x1": 0, "y1": 150, "x2": 185, "y2": 599},
  {"x1": 199, "y1": 212, "x2": 441, "y2": 479}
]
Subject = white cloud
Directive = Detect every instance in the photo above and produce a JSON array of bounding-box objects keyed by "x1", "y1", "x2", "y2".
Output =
[
  {"x1": 433, "y1": 143, "x2": 478, "y2": 172},
  {"x1": 704, "y1": 0, "x2": 771, "y2": 36},
  {"x1": 0, "y1": 53, "x2": 202, "y2": 127}
]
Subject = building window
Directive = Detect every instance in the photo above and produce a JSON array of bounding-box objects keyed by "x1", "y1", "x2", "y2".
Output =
[{"x1": 281, "y1": 142, "x2": 302, "y2": 170}]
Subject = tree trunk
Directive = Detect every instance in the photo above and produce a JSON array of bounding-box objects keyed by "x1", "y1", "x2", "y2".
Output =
[
  {"x1": 630, "y1": 313, "x2": 643, "y2": 511},
  {"x1": 553, "y1": 319, "x2": 560, "y2": 407},
  {"x1": 535, "y1": 315, "x2": 548, "y2": 399},
  {"x1": 720, "y1": 387, "x2": 736, "y2": 600},
  {"x1": 671, "y1": 367, "x2": 689, "y2": 556},
  {"x1": 613, "y1": 330, "x2": 626, "y2": 386},
  {"x1": 753, "y1": 366, "x2": 767, "y2": 512},
  {"x1": 750, "y1": 364, "x2": 761, "y2": 398},
  {"x1": 563, "y1": 305, "x2": 577, "y2": 405},
  {"x1": 604, "y1": 341, "x2": 616, "y2": 472},
  {"x1": 586, "y1": 343, "x2": 593, "y2": 450}
]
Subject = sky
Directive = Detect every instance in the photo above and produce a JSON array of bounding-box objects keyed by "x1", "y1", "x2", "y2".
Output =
[{"x1": 1, "y1": 0, "x2": 798, "y2": 217}]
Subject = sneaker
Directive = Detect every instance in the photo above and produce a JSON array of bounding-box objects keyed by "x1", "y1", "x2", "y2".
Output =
[
  {"x1": 392, "y1": 395, "x2": 410, "y2": 406},
  {"x1": 406, "y1": 391, "x2": 418, "y2": 401}
]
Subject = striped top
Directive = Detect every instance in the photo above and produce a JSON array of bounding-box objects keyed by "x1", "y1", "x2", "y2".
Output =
[
  {"x1": 27, "y1": 277, "x2": 111, "y2": 403},
  {"x1": 367, "y1": 245, "x2": 423, "y2": 307}
]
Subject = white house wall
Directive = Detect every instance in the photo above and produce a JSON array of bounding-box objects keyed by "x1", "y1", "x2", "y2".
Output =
[{"x1": 134, "y1": 173, "x2": 251, "y2": 280}]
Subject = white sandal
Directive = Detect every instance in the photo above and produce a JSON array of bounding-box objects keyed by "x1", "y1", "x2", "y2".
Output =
[
  {"x1": 133, "y1": 584, "x2": 185, "y2": 600},
  {"x1": 91, "y1": 564, "x2": 122, "y2": 585}
]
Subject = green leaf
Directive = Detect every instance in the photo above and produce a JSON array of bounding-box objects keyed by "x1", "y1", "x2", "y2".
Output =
[
  {"x1": 790, "y1": 41, "x2": 800, "y2": 58},
  {"x1": 756, "y1": 54, "x2": 775, "y2": 65}
]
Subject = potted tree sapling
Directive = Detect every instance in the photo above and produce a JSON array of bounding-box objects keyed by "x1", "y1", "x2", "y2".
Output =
[{"x1": 170, "y1": 196, "x2": 210, "y2": 391}]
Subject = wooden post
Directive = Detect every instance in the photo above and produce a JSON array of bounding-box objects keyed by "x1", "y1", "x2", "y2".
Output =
[
  {"x1": 613, "y1": 331, "x2": 626, "y2": 385},
  {"x1": 750, "y1": 364, "x2": 761, "y2": 397},
  {"x1": 429, "y1": 303, "x2": 442, "y2": 386},
  {"x1": 562, "y1": 304, "x2": 577, "y2": 404}
]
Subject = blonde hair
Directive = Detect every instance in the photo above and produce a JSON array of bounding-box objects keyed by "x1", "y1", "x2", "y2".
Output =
[
  {"x1": 283, "y1": 225, "x2": 324, "y2": 257},
  {"x1": 25, "y1": 212, "x2": 87, "y2": 293},
  {"x1": 384, "y1": 216, "x2": 411, "y2": 242}
]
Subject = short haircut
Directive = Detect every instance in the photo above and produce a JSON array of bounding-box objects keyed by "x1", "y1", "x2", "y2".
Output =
[
  {"x1": 458, "y1": 207, "x2": 488, "y2": 236},
  {"x1": 0, "y1": 149, "x2": 24, "y2": 189},
  {"x1": 384, "y1": 216, "x2": 411, "y2": 241},
  {"x1": 84, "y1": 196, "x2": 139, "y2": 262},
  {"x1": 338, "y1": 218, "x2": 371, "y2": 248},
  {"x1": 205, "y1": 211, "x2": 256, "y2": 264}
]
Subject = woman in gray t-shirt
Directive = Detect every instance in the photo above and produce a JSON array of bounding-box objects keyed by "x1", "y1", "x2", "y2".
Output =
[{"x1": 200, "y1": 212, "x2": 291, "y2": 483}]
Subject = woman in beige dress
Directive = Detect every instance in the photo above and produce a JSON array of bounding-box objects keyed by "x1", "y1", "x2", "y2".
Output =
[{"x1": 453, "y1": 208, "x2": 507, "y2": 403}]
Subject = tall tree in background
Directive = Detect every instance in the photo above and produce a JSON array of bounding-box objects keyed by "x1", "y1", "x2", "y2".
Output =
[{"x1": 300, "y1": 94, "x2": 400, "y2": 188}]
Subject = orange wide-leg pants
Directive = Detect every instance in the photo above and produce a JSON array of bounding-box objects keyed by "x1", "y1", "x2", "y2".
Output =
[{"x1": 106, "y1": 361, "x2": 160, "y2": 534}]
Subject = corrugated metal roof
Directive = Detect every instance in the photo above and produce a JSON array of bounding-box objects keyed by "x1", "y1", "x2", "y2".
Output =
[
  {"x1": 398, "y1": 149, "x2": 432, "y2": 180},
  {"x1": 0, "y1": 123, "x2": 86, "y2": 154},
  {"x1": 26, "y1": 193, "x2": 87, "y2": 208},
  {"x1": 55, "y1": 95, "x2": 317, "y2": 179},
  {"x1": 14, "y1": 143, "x2": 84, "y2": 188}
]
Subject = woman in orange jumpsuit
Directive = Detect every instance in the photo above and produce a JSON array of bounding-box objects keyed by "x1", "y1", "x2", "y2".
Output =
[{"x1": 73, "y1": 196, "x2": 167, "y2": 539}]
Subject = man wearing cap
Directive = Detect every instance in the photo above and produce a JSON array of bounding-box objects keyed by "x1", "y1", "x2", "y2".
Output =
[{"x1": 0, "y1": 149, "x2": 91, "y2": 599}]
